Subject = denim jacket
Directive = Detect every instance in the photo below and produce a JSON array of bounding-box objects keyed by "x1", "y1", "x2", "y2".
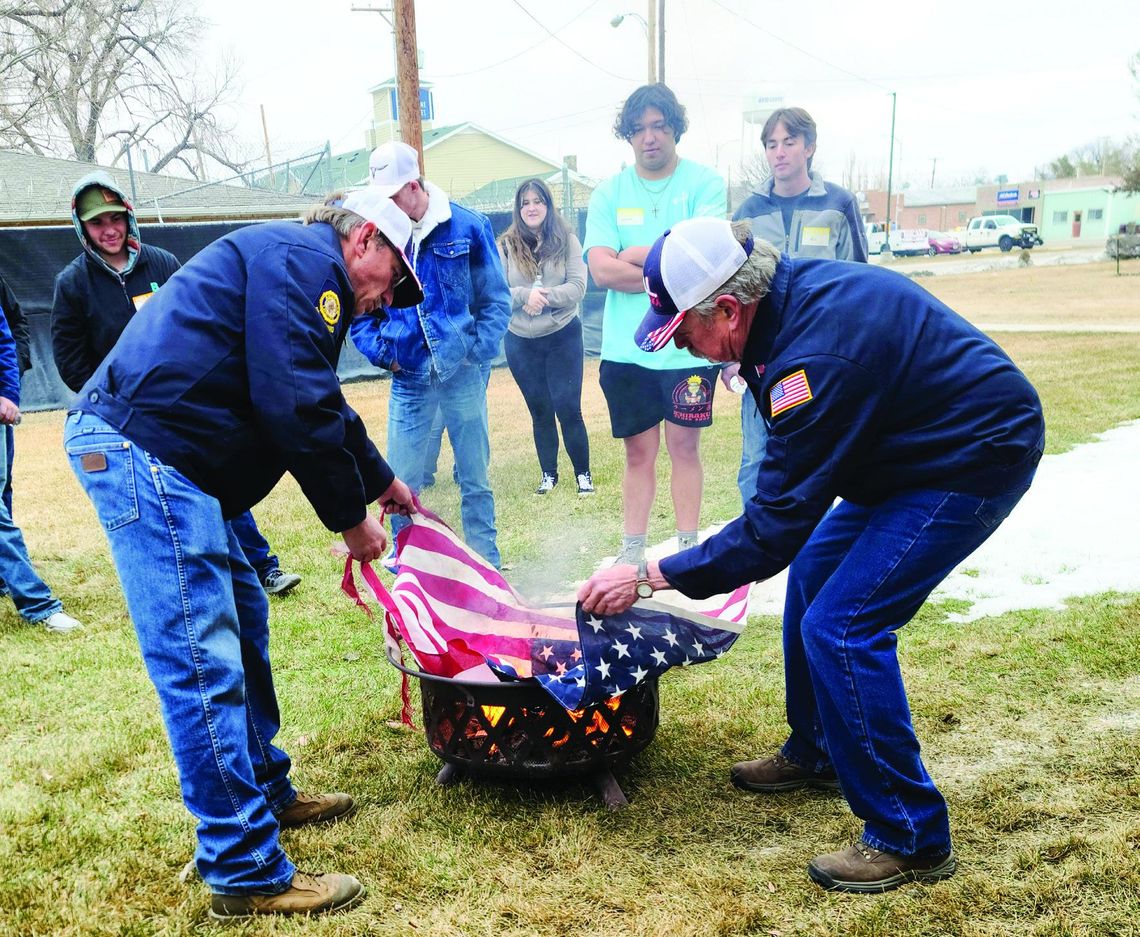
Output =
[{"x1": 350, "y1": 183, "x2": 510, "y2": 384}]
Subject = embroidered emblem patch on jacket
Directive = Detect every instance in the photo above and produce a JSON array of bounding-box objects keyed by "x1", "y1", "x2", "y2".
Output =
[
  {"x1": 318, "y1": 290, "x2": 341, "y2": 332},
  {"x1": 769, "y1": 369, "x2": 813, "y2": 417}
]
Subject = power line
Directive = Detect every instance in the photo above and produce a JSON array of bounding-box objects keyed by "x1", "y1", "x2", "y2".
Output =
[
  {"x1": 434, "y1": 0, "x2": 605, "y2": 78},
  {"x1": 707, "y1": 0, "x2": 890, "y2": 93},
  {"x1": 508, "y1": 0, "x2": 637, "y2": 82}
]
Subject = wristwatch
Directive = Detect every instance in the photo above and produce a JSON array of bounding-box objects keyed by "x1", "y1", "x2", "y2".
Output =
[{"x1": 635, "y1": 558, "x2": 654, "y2": 599}]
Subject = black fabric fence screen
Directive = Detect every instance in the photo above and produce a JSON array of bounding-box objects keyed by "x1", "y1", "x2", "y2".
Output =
[{"x1": 0, "y1": 210, "x2": 603, "y2": 413}]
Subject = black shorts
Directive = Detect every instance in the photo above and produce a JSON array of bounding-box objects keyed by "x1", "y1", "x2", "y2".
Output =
[{"x1": 599, "y1": 360, "x2": 720, "y2": 438}]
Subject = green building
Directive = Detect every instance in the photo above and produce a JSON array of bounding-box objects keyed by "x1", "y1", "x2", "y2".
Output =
[{"x1": 1038, "y1": 185, "x2": 1140, "y2": 244}]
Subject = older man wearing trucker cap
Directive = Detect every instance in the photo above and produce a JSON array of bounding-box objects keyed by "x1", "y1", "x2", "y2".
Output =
[
  {"x1": 579, "y1": 216, "x2": 1044, "y2": 894},
  {"x1": 63, "y1": 191, "x2": 421, "y2": 920}
]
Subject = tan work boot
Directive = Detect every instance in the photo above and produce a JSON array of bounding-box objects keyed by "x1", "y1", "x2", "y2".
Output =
[
  {"x1": 730, "y1": 753, "x2": 840, "y2": 792},
  {"x1": 209, "y1": 870, "x2": 366, "y2": 920},
  {"x1": 807, "y1": 840, "x2": 957, "y2": 893},
  {"x1": 277, "y1": 791, "x2": 355, "y2": 829}
]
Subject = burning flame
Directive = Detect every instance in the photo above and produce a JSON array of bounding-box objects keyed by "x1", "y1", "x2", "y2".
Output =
[{"x1": 480, "y1": 705, "x2": 506, "y2": 727}]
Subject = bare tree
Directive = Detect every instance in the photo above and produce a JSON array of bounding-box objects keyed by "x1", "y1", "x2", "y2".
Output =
[
  {"x1": 736, "y1": 151, "x2": 771, "y2": 192},
  {"x1": 1122, "y1": 51, "x2": 1140, "y2": 194},
  {"x1": 0, "y1": 1, "x2": 75, "y2": 136},
  {"x1": 0, "y1": 0, "x2": 247, "y2": 178}
]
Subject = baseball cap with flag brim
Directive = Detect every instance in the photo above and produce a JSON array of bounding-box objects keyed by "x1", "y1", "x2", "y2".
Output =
[
  {"x1": 341, "y1": 188, "x2": 423, "y2": 308},
  {"x1": 367, "y1": 141, "x2": 422, "y2": 198},
  {"x1": 634, "y1": 217, "x2": 753, "y2": 353}
]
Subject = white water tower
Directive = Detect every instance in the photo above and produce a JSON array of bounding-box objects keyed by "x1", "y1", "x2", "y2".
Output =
[{"x1": 741, "y1": 92, "x2": 784, "y2": 156}]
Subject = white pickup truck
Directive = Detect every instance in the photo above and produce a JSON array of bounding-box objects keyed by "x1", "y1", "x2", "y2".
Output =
[
  {"x1": 963, "y1": 215, "x2": 1044, "y2": 253},
  {"x1": 864, "y1": 224, "x2": 929, "y2": 257}
]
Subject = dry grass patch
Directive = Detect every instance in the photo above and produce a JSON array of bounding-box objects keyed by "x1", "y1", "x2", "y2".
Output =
[{"x1": 917, "y1": 261, "x2": 1140, "y2": 328}]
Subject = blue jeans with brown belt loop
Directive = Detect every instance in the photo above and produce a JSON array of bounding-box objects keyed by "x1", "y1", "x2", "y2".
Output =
[
  {"x1": 779, "y1": 473, "x2": 1036, "y2": 858},
  {"x1": 63, "y1": 411, "x2": 296, "y2": 895}
]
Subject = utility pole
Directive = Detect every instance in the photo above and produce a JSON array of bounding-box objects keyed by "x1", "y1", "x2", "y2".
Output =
[
  {"x1": 657, "y1": 0, "x2": 665, "y2": 85},
  {"x1": 393, "y1": 0, "x2": 423, "y2": 163},
  {"x1": 260, "y1": 104, "x2": 275, "y2": 188},
  {"x1": 646, "y1": 0, "x2": 657, "y2": 84},
  {"x1": 885, "y1": 91, "x2": 896, "y2": 237},
  {"x1": 930, "y1": 157, "x2": 936, "y2": 189}
]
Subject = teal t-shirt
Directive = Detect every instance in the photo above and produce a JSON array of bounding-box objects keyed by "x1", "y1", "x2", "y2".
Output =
[{"x1": 582, "y1": 159, "x2": 726, "y2": 368}]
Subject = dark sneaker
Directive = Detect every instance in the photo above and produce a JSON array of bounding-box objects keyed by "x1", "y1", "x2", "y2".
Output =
[
  {"x1": 730, "y1": 752, "x2": 841, "y2": 793},
  {"x1": 535, "y1": 473, "x2": 557, "y2": 495},
  {"x1": 808, "y1": 840, "x2": 957, "y2": 893},
  {"x1": 263, "y1": 569, "x2": 301, "y2": 596},
  {"x1": 576, "y1": 471, "x2": 595, "y2": 495},
  {"x1": 277, "y1": 791, "x2": 355, "y2": 829},
  {"x1": 209, "y1": 871, "x2": 366, "y2": 920}
]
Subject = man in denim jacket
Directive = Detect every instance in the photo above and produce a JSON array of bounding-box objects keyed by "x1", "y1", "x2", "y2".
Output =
[{"x1": 351, "y1": 141, "x2": 511, "y2": 568}]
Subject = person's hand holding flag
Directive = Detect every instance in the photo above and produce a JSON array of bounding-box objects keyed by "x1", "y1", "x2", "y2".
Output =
[{"x1": 577, "y1": 560, "x2": 671, "y2": 616}]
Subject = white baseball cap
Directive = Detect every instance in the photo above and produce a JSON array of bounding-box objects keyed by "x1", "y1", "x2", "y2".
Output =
[
  {"x1": 635, "y1": 217, "x2": 753, "y2": 352},
  {"x1": 367, "y1": 141, "x2": 422, "y2": 198},
  {"x1": 341, "y1": 188, "x2": 423, "y2": 308}
]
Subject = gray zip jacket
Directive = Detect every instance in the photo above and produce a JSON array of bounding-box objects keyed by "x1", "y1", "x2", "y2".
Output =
[{"x1": 733, "y1": 170, "x2": 868, "y2": 262}]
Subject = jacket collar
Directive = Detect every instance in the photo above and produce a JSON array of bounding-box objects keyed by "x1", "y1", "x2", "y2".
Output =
[
  {"x1": 757, "y1": 169, "x2": 827, "y2": 200},
  {"x1": 411, "y1": 180, "x2": 453, "y2": 248},
  {"x1": 744, "y1": 253, "x2": 792, "y2": 367}
]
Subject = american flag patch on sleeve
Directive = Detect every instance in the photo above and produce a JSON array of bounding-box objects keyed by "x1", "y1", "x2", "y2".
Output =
[{"x1": 769, "y1": 369, "x2": 813, "y2": 417}]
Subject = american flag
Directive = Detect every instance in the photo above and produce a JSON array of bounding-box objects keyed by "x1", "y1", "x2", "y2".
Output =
[
  {"x1": 347, "y1": 509, "x2": 750, "y2": 712},
  {"x1": 769, "y1": 368, "x2": 813, "y2": 417},
  {"x1": 487, "y1": 594, "x2": 749, "y2": 710}
]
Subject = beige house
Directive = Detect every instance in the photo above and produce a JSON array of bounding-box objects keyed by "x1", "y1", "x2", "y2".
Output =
[{"x1": 362, "y1": 77, "x2": 566, "y2": 200}]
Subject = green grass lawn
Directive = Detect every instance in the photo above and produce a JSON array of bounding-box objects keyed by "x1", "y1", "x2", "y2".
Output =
[{"x1": 2, "y1": 300, "x2": 1139, "y2": 934}]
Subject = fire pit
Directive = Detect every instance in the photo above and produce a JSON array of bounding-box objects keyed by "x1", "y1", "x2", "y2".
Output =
[{"x1": 389, "y1": 654, "x2": 659, "y2": 808}]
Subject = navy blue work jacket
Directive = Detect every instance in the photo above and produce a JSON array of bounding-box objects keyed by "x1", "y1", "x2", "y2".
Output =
[
  {"x1": 75, "y1": 222, "x2": 394, "y2": 532},
  {"x1": 662, "y1": 255, "x2": 1045, "y2": 598}
]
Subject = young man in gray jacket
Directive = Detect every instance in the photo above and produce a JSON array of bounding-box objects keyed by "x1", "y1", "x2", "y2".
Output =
[{"x1": 725, "y1": 107, "x2": 868, "y2": 506}]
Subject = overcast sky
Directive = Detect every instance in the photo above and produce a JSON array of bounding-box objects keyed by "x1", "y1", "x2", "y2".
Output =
[{"x1": 197, "y1": 0, "x2": 1140, "y2": 192}]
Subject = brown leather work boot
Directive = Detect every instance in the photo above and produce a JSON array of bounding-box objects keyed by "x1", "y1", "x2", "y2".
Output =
[
  {"x1": 277, "y1": 791, "x2": 355, "y2": 829},
  {"x1": 730, "y1": 753, "x2": 841, "y2": 792},
  {"x1": 209, "y1": 871, "x2": 366, "y2": 919},
  {"x1": 807, "y1": 840, "x2": 957, "y2": 893}
]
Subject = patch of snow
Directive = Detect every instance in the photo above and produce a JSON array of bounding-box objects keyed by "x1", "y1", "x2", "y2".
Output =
[{"x1": 656, "y1": 421, "x2": 1140, "y2": 623}]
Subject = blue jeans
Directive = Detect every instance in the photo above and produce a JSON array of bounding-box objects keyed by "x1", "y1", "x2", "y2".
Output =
[
  {"x1": 64, "y1": 412, "x2": 296, "y2": 895},
  {"x1": 388, "y1": 362, "x2": 499, "y2": 567},
  {"x1": 422, "y1": 363, "x2": 491, "y2": 486},
  {"x1": 780, "y1": 475, "x2": 1036, "y2": 857},
  {"x1": 0, "y1": 424, "x2": 61, "y2": 622},
  {"x1": 738, "y1": 395, "x2": 768, "y2": 508},
  {"x1": 229, "y1": 510, "x2": 279, "y2": 582}
]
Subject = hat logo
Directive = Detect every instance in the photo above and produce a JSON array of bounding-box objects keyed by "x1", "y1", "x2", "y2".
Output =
[{"x1": 647, "y1": 285, "x2": 662, "y2": 309}]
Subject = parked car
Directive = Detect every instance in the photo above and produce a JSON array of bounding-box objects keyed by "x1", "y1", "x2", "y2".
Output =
[
  {"x1": 963, "y1": 215, "x2": 1043, "y2": 253},
  {"x1": 886, "y1": 228, "x2": 932, "y2": 257},
  {"x1": 927, "y1": 231, "x2": 962, "y2": 255},
  {"x1": 864, "y1": 222, "x2": 887, "y2": 255}
]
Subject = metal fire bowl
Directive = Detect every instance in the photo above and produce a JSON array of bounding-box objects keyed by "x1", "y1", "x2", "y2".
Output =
[{"x1": 389, "y1": 652, "x2": 660, "y2": 781}]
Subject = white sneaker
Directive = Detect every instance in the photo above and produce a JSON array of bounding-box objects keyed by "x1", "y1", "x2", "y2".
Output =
[
  {"x1": 44, "y1": 611, "x2": 82, "y2": 633},
  {"x1": 576, "y1": 472, "x2": 595, "y2": 496},
  {"x1": 535, "y1": 473, "x2": 557, "y2": 495}
]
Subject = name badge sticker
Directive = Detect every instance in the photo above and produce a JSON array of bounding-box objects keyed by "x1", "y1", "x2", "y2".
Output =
[
  {"x1": 801, "y1": 226, "x2": 831, "y2": 247},
  {"x1": 616, "y1": 207, "x2": 645, "y2": 227}
]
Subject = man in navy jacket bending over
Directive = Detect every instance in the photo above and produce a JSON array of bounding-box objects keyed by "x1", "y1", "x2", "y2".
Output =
[
  {"x1": 579, "y1": 217, "x2": 1044, "y2": 895},
  {"x1": 64, "y1": 191, "x2": 421, "y2": 921}
]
